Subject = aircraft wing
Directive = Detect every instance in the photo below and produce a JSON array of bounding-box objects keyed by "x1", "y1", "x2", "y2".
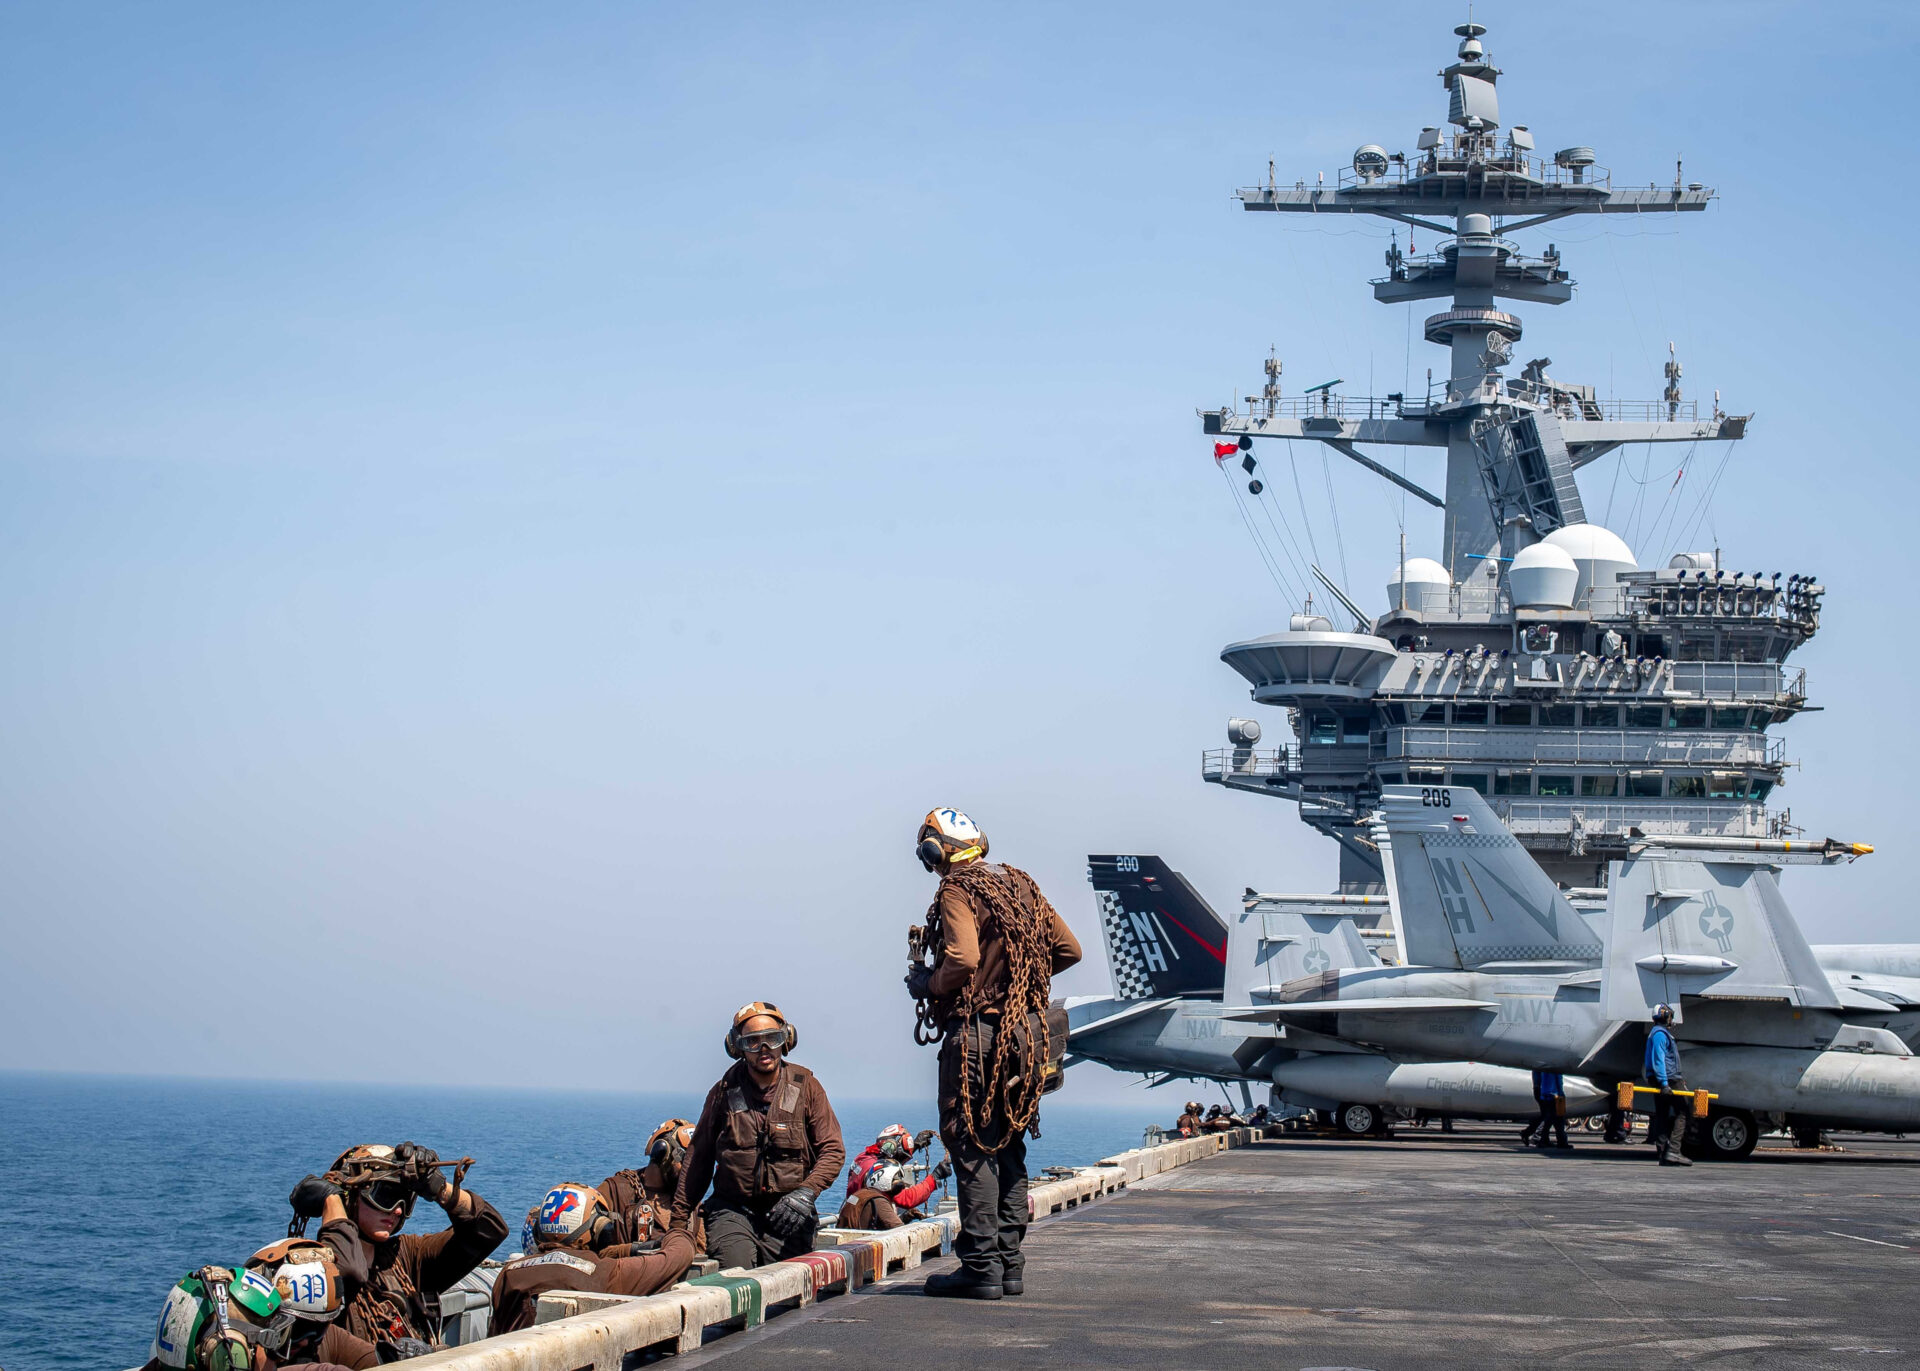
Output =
[
  {"x1": 1067, "y1": 998, "x2": 1177, "y2": 1038},
  {"x1": 1224, "y1": 997, "x2": 1499, "y2": 1023}
]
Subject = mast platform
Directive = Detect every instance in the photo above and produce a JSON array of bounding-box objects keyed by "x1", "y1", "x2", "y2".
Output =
[{"x1": 702, "y1": 1131, "x2": 1920, "y2": 1369}]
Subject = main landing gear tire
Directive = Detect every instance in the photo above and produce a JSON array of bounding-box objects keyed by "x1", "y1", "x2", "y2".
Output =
[
  {"x1": 1338, "y1": 1103, "x2": 1383, "y2": 1136},
  {"x1": 1686, "y1": 1108, "x2": 1759, "y2": 1162}
]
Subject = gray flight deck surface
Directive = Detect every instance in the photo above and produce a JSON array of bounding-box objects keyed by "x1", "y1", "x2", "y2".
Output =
[{"x1": 694, "y1": 1131, "x2": 1919, "y2": 1369}]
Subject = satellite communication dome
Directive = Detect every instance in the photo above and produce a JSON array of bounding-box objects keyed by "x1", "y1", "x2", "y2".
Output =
[
  {"x1": 1543, "y1": 524, "x2": 1637, "y2": 605},
  {"x1": 1388, "y1": 556, "x2": 1452, "y2": 615},
  {"x1": 1509, "y1": 541, "x2": 1578, "y2": 609}
]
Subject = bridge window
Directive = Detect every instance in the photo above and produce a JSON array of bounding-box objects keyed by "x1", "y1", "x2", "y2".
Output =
[
  {"x1": 1626, "y1": 704, "x2": 1665, "y2": 729},
  {"x1": 1343, "y1": 715, "x2": 1371, "y2": 742},
  {"x1": 1751, "y1": 778, "x2": 1775, "y2": 802},
  {"x1": 1404, "y1": 702, "x2": 1445, "y2": 724},
  {"x1": 1580, "y1": 774, "x2": 1618, "y2": 797},
  {"x1": 1671, "y1": 705, "x2": 1708, "y2": 729},
  {"x1": 1452, "y1": 703, "x2": 1489, "y2": 725},
  {"x1": 1711, "y1": 706, "x2": 1752, "y2": 730},
  {"x1": 1669, "y1": 775, "x2": 1706, "y2": 799},
  {"x1": 1581, "y1": 704, "x2": 1620, "y2": 728},
  {"x1": 1494, "y1": 771, "x2": 1532, "y2": 795},
  {"x1": 1408, "y1": 767, "x2": 1447, "y2": 786},
  {"x1": 1379, "y1": 771, "x2": 1404, "y2": 786},
  {"x1": 1537, "y1": 774, "x2": 1575, "y2": 797},
  {"x1": 1496, "y1": 703, "x2": 1534, "y2": 726},
  {"x1": 1708, "y1": 773, "x2": 1747, "y2": 799},
  {"x1": 1308, "y1": 713, "x2": 1339, "y2": 745},
  {"x1": 1540, "y1": 703, "x2": 1576, "y2": 727},
  {"x1": 1453, "y1": 772, "x2": 1489, "y2": 795},
  {"x1": 1626, "y1": 772, "x2": 1662, "y2": 797}
]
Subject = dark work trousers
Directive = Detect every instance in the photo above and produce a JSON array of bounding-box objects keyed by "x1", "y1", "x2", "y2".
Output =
[
  {"x1": 1531, "y1": 1097, "x2": 1568, "y2": 1146},
  {"x1": 1648, "y1": 1078, "x2": 1690, "y2": 1158},
  {"x1": 940, "y1": 1017, "x2": 1031, "y2": 1283},
  {"x1": 703, "y1": 1201, "x2": 816, "y2": 1271}
]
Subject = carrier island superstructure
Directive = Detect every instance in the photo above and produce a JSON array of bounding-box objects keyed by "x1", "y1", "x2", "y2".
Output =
[{"x1": 1200, "y1": 21, "x2": 1819, "y2": 905}]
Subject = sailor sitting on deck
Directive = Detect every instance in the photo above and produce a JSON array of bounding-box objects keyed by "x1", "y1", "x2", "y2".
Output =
[
  {"x1": 670, "y1": 1002, "x2": 846, "y2": 1272},
  {"x1": 490, "y1": 1184, "x2": 697, "y2": 1333},
  {"x1": 288, "y1": 1142, "x2": 507, "y2": 1357},
  {"x1": 595, "y1": 1117, "x2": 707, "y2": 1255},
  {"x1": 838, "y1": 1124, "x2": 951, "y2": 1228}
]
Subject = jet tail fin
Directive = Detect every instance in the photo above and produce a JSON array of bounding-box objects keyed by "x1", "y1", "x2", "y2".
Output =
[
  {"x1": 1601, "y1": 855, "x2": 1842, "y2": 1021},
  {"x1": 1223, "y1": 898, "x2": 1375, "y2": 1007},
  {"x1": 1087, "y1": 855, "x2": 1230, "y2": 1000},
  {"x1": 1373, "y1": 785, "x2": 1602, "y2": 968}
]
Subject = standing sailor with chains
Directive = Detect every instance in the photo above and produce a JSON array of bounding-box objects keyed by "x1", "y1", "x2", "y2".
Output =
[{"x1": 905, "y1": 809, "x2": 1081, "y2": 1301}]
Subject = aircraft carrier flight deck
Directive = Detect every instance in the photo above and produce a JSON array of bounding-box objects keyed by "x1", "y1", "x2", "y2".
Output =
[{"x1": 692, "y1": 1130, "x2": 1920, "y2": 1371}]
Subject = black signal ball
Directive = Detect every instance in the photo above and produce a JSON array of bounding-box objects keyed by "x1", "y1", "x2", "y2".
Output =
[
  {"x1": 1241, "y1": 454, "x2": 1258, "y2": 474},
  {"x1": 1238, "y1": 435, "x2": 1253, "y2": 451},
  {"x1": 1248, "y1": 479, "x2": 1264, "y2": 495}
]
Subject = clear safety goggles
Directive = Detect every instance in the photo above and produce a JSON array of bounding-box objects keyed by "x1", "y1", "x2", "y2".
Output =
[{"x1": 737, "y1": 1029, "x2": 787, "y2": 1054}]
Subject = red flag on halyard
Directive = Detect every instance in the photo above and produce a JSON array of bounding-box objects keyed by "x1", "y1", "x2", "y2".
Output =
[{"x1": 1212, "y1": 442, "x2": 1238, "y2": 460}]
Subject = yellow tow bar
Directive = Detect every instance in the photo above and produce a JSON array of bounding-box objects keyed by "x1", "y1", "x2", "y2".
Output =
[{"x1": 1615, "y1": 1081, "x2": 1716, "y2": 1118}]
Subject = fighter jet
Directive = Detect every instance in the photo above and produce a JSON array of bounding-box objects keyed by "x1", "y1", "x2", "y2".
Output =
[
  {"x1": 1230, "y1": 785, "x2": 1920, "y2": 1159},
  {"x1": 1064, "y1": 853, "x2": 1605, "y2": 1134}
]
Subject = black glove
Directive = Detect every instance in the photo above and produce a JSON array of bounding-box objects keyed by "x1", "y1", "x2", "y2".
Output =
[
  {"x1": 932, "y1": 1157, "x2": 952, "y2": 1182},
  {"x1": 290, "y1": 1174, "x2": 343, "y2": 1218},
  {"x1": 764, "y1": 1187, "x2": 818, "y2": 1239},
  {"x1": 905, "y1": 964, "x2": 933, "y2": 999},
  {"x1": 393, "y1": 1142, "x2": 451, "y2": 1202},
  {"x1": 912, "y1": 1129, "x2": 936, "y2": 1153},
  {"x1": 376, "y1": 1337, "x2": 435, "y2": 1362}
]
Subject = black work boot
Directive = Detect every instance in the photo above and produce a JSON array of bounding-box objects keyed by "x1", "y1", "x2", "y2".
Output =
[
  {"x1": 1001, "y1": 1269, "x2": 1024, "y2": 1297},
  {"x1": 924, "y1": 1268, "x2": 1003, "y2": 1300}
]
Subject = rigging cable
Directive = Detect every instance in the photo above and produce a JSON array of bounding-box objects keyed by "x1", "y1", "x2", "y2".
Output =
[
  {"x1": 1285, "y1": 440, "x2": 1326, "y2": 572},
  {"x1": 1221, "y1": 464, "x2": 1299, "y2": 604},
  {"x1": 1320, "y1": 446, "x2": 1352, "y2": 593}
]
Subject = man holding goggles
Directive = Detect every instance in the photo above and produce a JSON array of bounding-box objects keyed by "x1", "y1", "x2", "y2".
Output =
[
  {"x1": 289, "y1": 1141, "x2": 507, "y2": 1353},
  {"x1": 670, "y1": 1002, "x2": 845, "y2": 1272}
]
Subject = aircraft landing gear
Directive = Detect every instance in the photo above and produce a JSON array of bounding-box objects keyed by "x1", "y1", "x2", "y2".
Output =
[
  {"x1": 1684, "y1": 1107, "x2": 1759, "y2": 1162},
  {"x1": 1337, "y1": 1102, "x2": 1387, "y2": 1136}
]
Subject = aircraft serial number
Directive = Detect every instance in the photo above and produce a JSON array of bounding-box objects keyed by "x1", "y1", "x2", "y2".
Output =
[{"x1": 1419, "y1": 787, "x2": 1452, "y2": 807}]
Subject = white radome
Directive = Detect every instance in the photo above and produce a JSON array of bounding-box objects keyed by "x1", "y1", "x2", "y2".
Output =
[
  {"x1": 1542, "y1": 524, "x2": 1637, "y2": 604},
  {"x1": 1509, "y1": 541, "x2": 1579, "y2": 609},
  {"x1": 1388, "y1": 556, "x2": 1453, "y2": 615}
]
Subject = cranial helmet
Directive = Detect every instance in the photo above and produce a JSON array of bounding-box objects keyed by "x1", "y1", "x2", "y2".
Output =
[
  {"x1": 866, "y1": 1161, "x2": 912, "y2": 1195},
  {"x1": 725, "y1": 1001, "x2": 797, "y2": 1059},
  {"x1": 534, "y1": 1183, "x2": 612, "y2": 1250},
  {"x1": 646, "y1": 1118, "x2": 697, "y2": 1169},
  {"x1": 329, "y1": 1143, "x2": 415, "y2": 1219},
  {"x1": 916, "y1": 809, "x2": 987, "y2": 873},
  {"x1": 247, "y1": 1239, "x2": 344, "y2": 1325},
  {"x1": 1652, "y1": 1003, "x2": 1675, "y2": 1024},
  {"x1": 150, "y1": 1267, "x2": 294, "y2": 1370},
  {"x1": 876, "y1": 1124, "x2": 914, "y2": 1161}
]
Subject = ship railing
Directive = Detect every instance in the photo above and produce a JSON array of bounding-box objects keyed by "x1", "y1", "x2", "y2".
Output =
[
  {"x1": 1493, "y1": 798, "x2": 1769, "y2": 839},
  {"x1": 1665, "y1": 661, "x2": 1802, "y2": 702},
  {"x1": 1209, "y1": 392, "x2": 1696, "y2": 426},
  {"x1": 1385, "y1": 727, "x2": 1783, "y2": 768},
  {"x1": 1203, "y1": 746, "x2": 1301, "y2": 780},
  {"x1": 1335, "y1": 145, "x2": 1612, "y2": 193}
]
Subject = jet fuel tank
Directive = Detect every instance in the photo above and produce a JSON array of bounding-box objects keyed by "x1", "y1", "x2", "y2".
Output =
[
  {"x1": 1685, "y1": 1045, "x2": 1920, "y2": 1130},
  {"x1": 1269, "y1": 1055, "x2": 1606, "y2": 1117}
]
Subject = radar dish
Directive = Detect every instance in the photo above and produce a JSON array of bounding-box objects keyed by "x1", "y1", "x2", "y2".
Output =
[
  {"x1": 1353, "y1": 145, "x2": 1390, "y2": 180},
  {"x1": 1449, "y1": 74, "x2": 1500, "y2": 131}
]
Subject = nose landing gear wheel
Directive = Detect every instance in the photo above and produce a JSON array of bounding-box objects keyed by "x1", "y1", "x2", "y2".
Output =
[{"x1": 1688, "y1": 1108, "x2": 1759, "y2": 1161}]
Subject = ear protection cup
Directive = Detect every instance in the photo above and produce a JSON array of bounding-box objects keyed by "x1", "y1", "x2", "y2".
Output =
[{"x1": 916, "y1": 836, "x2": 947, "y2": 871}]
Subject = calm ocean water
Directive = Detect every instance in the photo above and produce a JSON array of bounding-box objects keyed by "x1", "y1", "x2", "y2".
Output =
[{"x1": 0, "y1": 1071, "x2": 1165, "y2": 1371}]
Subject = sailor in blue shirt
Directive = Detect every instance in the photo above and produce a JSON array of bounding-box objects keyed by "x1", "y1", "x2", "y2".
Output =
[
  {"x1": 1643, "y1": 1004, "x2": 1693, "y2": 1166},
  {"x1": 1519, "y1": 1069, "x2": 1570, "y2": 1149}
]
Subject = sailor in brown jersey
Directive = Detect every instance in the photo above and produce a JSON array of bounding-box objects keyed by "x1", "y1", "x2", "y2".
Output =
[
  {"x1": 596, "y1": 1118, "x2": 706, "y2": 1253},
  {"x1": 906, "y1": 808, "x2": 1081, "y2": 1301},
  {"x1": 290, "y1": 1142, "x2": 507, "y2": 1353},
  {"x1": 490, "y1": 1183, "x2": 696, "y2": 1333},
  {"x1": 671, "y1": 1002, "x2": 845, "y2": 1272}
]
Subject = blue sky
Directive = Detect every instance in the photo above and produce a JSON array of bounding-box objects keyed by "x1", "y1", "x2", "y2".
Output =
[{"x1": 3, "y1": 1, "x2": 1915, "y2": 1098}]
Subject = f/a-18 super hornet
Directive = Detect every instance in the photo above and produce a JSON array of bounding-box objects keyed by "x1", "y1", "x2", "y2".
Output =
[
  {"x1": 1063, "y1": 854, "x2": 1604, "y2": 1134},
  {"x1": 1231, "y1": 785, "x2": 1920, "y2": 1159}
]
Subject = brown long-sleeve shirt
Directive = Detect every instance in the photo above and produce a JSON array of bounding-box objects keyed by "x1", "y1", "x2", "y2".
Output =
[
  {"x1": 671, "y1": 1060, "x2": 844, "y2": 1226},
  {"x1": 320, "y1": 1192, "x2": 509, "y2": 1346},
  {"x1": 489, "y1": 1230, "x2": 697, "y2": 1333},
  {"x1": 926, "y1": 863, "x2": 1082, "y2": 1015},
  {"x1": 597, "y1": 1165, "x2": 706, "y2": 1252}
]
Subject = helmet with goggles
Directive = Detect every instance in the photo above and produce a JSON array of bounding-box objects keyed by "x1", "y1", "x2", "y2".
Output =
[
  {"x1": 725, "y1": 1002, "x2": 797, "y2": 1060},
  {"x1": 646, "y1": 1118, "x2": 696, "y2": 1169},
  {"x1": 330, "y1": 1143, "x2": 415, "y2": 1219},
  {"x1": 866, "y1": 1161, "x2": 913, "y2": 1195},
  {"x1": 1652, "y1": 1003, "x2": 1675, "y2": 1025},
  {"x1": 876, "y1": 1124, "x2": 914, "y2": 1160}
]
